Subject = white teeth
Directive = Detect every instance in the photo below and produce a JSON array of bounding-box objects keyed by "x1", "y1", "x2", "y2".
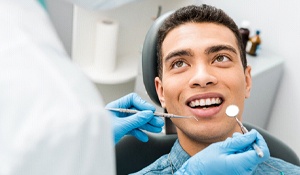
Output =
[
  {"x1": 189, "y1": 97, "x2": 222, "y2": 107},
  {"x1": 205, "y1": 99, "x2": 211, "y2": 105},
  {"x1": 211, "y1": 98, "x2": 216, "y2": 104},
  {"x1": 200, "y1": 99, "x2": 205, "y2": 106}
]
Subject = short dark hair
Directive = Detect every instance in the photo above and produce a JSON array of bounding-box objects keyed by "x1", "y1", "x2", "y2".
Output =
[{"x1": 157, "y1": 4, "x2": 246, "y2": 78}]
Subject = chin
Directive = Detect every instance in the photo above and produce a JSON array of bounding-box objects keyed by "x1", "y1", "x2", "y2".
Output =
[{"x1": 178, "y1": 127, "x2": 222, "y2": 143}]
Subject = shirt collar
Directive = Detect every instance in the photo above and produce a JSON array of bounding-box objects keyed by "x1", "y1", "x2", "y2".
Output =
[{"x1": 169, "y1": 139, "x2": 191, "y2": 171}]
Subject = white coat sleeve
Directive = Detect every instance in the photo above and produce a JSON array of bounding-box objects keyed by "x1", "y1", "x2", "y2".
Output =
[{"x1": 0, "y1": 0, "x2": 115, "y2": 174}]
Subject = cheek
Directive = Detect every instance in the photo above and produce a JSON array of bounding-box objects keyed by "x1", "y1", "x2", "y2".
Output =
[
  {"x1": 161, "y1": 75, "x2": 186, "y2": 109},
  {"x1": 227, "y1": 74, "x2": 248, "y2": 99},
  {"x1": 162, "y1": 78, "x2": 178, "y2": 100},
  {"x1": 219, "y1": 68, "x2": 247, "y2": 92}
]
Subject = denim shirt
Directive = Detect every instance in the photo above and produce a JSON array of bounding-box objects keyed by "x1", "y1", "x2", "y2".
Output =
[{"x1": 131, "y1": 139, "x2": 300, "y2": 175}]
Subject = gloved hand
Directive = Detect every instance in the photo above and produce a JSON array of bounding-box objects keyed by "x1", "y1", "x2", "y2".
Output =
[
  {"x1": 176, "y1": 129, "x2": 270, "y2": 175},
  {"x1": 106, "y1": 93, "x2": 164, "y2": 144}
]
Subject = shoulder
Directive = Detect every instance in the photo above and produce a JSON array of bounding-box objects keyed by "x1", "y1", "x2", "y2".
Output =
[
  {"x1": 254, "y1": 157, "x2": 300, "y2": 175},
  {"x1": 130, "y1": 140, "x2": 190, "y2": 175},
  {"x1": 130, "y1": 154, "x2": 173, "y2": 175}
]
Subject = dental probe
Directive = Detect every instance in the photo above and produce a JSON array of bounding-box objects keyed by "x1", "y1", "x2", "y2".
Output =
[
  {"x1": 106, "y1": 107, "x2": 198, "y2": 121},
  {"x1": 226, "y1": 105, "x2": 264, "y2": 158}
]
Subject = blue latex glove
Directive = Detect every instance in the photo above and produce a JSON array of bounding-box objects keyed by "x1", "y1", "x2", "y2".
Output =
[
  {"x1": 176, "y1": 129, "x2": 270, "y2": 175},
  {"x1": 106, "y1": 93, "x2": 164, "y2": 144}
]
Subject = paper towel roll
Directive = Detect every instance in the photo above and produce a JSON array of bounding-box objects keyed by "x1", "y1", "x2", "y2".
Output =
[{"x1": 94, "y1": 19, "x2": 119, "y2": 73}]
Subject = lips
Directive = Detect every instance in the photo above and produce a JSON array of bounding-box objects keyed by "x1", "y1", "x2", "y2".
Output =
[
  {"x1": 186, "y1": 93, "x2": 224, "y2": 117},
  {"x1": 189, "y1": 97, "x2": 222, "y2": 108},
  {"x1": 187, "y1": 93, "x2": 224, "y2": 108}
]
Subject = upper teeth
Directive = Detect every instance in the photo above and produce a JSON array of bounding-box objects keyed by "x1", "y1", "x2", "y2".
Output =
[{"x1": 189, "y1": 98, "x2": 222, "y2": 107}]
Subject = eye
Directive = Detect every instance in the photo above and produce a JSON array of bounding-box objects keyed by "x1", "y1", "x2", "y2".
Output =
[
  {"x1": 213, "y1": 55, "x2": 230, "y2": 63},
  {"x1": 171, "y1": 60, "x2": 188, "y2": 69}
]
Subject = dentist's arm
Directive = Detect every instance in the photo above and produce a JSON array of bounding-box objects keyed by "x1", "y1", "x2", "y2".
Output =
[
  {"x1": 105, "y1": 93, "x2": 164, "y2": 144},
  {"x1": 176, "y1": 130, "x2": 270, "y2": 175}
]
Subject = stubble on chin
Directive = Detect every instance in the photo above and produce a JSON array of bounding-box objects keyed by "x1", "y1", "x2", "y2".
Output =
[{"x1": 176, "y1": 121, "x2": 238, "y2": 145}]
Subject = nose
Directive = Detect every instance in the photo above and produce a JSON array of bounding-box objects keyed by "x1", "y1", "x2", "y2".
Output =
[{"x1": 189, "y1": 65, "x2": 218, "y2": 88}]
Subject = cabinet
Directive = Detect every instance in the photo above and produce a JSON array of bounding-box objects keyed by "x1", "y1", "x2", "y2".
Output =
[
  {"x1": 243, "y1": 52, "x2": 284, "y2": 129},
  {"x1": 72, "y1": 6, "x2": 139, "y2": 84}
]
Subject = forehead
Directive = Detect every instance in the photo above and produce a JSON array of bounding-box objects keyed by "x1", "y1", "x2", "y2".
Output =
[{"x1": 162, "y1": 22, "x2": 240, "y2": 57}]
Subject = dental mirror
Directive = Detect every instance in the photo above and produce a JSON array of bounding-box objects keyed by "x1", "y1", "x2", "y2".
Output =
[{"x1": 226, "y1": 105, "x2": 239, "y2": 117}]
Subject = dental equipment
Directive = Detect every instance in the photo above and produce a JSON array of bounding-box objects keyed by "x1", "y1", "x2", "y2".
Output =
[
  {"x1": 226, "y1": 105, "x2": 264, "y2": 158},
  {"x1": 106, "y1": 107, "x2": 198, "y2": 121}
]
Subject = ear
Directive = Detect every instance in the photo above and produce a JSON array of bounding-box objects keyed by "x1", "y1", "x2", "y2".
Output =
[
  {"x1": 155, "y1": 77, "x2": 166, "y2": 108},
  {"x1": 244, "y1": 66, "x2": 252, "y2": 98}
]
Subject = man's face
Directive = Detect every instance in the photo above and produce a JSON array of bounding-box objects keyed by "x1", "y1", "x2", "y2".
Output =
[{"x1": 155, "y1": 22, "x2": 252, "y2": 145}]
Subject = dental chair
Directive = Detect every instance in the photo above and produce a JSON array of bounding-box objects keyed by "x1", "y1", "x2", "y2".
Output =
[{"x1": 116, "y1": 11, "x2": 300, "y2": 175}]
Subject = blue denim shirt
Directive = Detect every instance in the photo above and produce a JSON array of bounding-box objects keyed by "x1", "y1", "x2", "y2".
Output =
[{"x1": 131, "y1": 139, "x2": 300, "y2": 175}]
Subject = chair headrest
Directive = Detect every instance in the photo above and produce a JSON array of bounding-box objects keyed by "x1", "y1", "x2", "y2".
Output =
[{"x1": 142, "y1": 11, "x2": 174, "y2": 106}]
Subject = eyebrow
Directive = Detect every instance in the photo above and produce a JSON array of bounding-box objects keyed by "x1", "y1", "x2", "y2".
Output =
[
  {"x1": 164, "y1": 49, "x2": 193, "y2": 62},
  {"x1": 204, "y1": 44, "x2": 237, "y2": 55},
  {"x1": 163, "y1": 44, "x2": 237, "y2": 62}
]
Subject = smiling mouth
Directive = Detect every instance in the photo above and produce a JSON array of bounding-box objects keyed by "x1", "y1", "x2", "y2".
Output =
[{"x1": 188, "y1": 97, "x2": 223, "y2": 109}]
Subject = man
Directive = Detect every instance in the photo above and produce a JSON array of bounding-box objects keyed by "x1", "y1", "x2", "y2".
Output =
[{"x1": 133, "y1": 4, "x2": 300, "y2": 174}]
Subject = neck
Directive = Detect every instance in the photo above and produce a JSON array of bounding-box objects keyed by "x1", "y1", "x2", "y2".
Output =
[{"x1": 176, "y1": 125, "x2": 241, "y2": 156}]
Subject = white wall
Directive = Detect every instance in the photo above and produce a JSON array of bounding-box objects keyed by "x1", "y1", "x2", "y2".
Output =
[{"x1": 201, "y1": 0, "x2": 300, "y2": 156}]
